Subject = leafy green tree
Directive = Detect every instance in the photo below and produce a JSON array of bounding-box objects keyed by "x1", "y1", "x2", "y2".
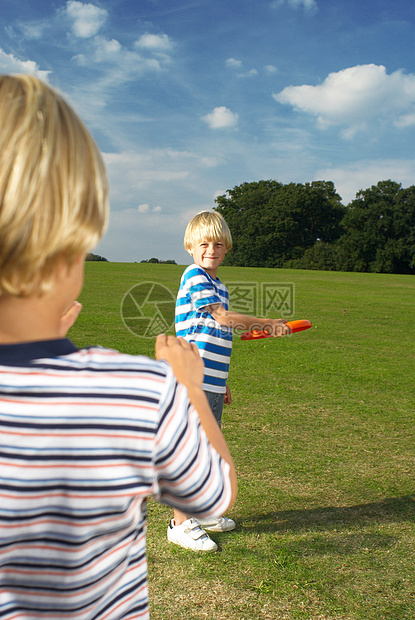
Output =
[
  {"x1": 336, "y1": 181, "x2": 415, "y2": 274},
  {"x1": 285, "y1": 241, "x2": 338, "y2": 271},
  {"x1": 86, "y1": 253, "x2": 108, "y2": 261},
  {"x1": 214, "y1": 180, "x2": 345, "y2": 267}
]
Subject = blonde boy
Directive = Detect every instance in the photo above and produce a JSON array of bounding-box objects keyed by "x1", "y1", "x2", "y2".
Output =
[
  {"x1": 0, "y1": 75, "x2": 236, "y2": 619},
  {"x1": 168, "y1": 211, "x2": 287, "y2": 551}
]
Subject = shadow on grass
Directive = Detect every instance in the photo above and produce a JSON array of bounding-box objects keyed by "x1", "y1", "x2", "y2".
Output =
[{"x1": 239, "y1": 495, "x2": 415, "y2": 534}]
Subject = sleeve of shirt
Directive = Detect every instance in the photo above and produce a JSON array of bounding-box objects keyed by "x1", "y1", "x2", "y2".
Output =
[
  {"x1": 151, "y1": 362, "x2": 232, "y2": 518},
  {"x1": 186, "y1": 266, "x2": 222, "y2": 312}
]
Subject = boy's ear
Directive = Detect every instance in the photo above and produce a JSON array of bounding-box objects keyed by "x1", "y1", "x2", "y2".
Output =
[{"x1": 186, "y1": 247, "x2": 194, "y2": 257}]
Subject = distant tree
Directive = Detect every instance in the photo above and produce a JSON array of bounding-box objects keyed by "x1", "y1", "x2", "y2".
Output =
[
  {"x1": 214, "y1": 180, "x2": 345, "y2": 267},
  {"x1": 285, "y1": 241, "x2": 338, "y2": 271},
  {"x1": 86, "y1": 253, "x2": 108, "y2": 261},
  {"x1": 336, "y1": 181, "x2": 415, "y2": 274},
  {"x1": 140, "y1": 258, "x2": 177, "y2": 264}
]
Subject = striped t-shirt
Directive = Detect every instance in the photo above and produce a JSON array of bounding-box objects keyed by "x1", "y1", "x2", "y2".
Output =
[
  {"x1": 175, "y1": 264, "x2": 233, "y2": 394},
  {"x1": 0, "y1": 339, "x2": 232, "y2": 620}
]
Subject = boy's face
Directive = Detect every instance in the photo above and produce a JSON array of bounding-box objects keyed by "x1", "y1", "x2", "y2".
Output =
[{"x1": 189, "y1": 238, "x2": 227, "y2": 277}]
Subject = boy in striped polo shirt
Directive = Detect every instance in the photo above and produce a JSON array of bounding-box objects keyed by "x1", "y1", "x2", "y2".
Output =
[
  {"x1": 0, "y1": 75, "x2": 237, "y2": 619},
  {"x1": 168, "y1": 211, "x2": 288, "y2": 551}
]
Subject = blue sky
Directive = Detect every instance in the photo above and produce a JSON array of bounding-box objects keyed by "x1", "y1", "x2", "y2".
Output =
[{"x1": 1, "y1": 0, "x2": 414, "y2": 263}]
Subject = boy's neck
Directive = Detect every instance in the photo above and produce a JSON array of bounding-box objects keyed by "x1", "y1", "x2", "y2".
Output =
[
  {"x1": 0, "y1": 253, "x2": 84, "y2": 345},
  {"x1": 0, "y1": 295, "x2": 63, "y2": 344},
  {"x1": 198, "y1": 264, "x2": 219, "y2": 279}
]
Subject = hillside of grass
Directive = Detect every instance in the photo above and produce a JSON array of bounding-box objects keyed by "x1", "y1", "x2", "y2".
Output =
[{"x1": 69, "y1": 263, "x2": 415, "y2": 620}]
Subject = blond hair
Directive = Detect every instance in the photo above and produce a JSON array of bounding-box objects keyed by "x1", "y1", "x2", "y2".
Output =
[
  {"x1": 184, "y1": 211, "x2": 232, "y2": 253},
  {"x1": 0, "y1": 74, "x2": 109, "y2": 297}
]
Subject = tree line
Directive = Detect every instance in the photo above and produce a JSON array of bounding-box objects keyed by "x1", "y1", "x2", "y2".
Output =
[
  {"x1": 214, "y1": 180, "x2": 415, "y2": 274},
  {"x1": 86, "y1": 253, "x2": 108, "y2": 261}
]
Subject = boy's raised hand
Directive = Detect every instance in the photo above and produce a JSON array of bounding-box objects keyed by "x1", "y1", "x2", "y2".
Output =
[
  {"x1": 156, "y1": 333, "x2": 238, "y2": 507},
  {"x1": 155, "y1": 334, "x2": 204, "y2": 389}
]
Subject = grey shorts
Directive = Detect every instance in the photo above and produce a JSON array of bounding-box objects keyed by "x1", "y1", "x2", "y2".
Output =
[{"x1": 205, "y1": 391, "x2": 225, "y2": 427}]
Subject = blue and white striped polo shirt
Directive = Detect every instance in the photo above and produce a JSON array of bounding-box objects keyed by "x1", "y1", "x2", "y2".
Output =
[{"x1": 175, "y1": 264, "x2": 233, "y2": 394}]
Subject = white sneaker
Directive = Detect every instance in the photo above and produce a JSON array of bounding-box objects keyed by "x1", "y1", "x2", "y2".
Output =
[
  {"x1": 195, "y1": 516, "x2": 236, "y2": 532},
  {"x1": 167, "y1": 518, "x2": 218, "y2": 551}
]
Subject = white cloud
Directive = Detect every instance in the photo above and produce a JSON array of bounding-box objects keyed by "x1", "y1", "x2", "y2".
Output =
[
  {"x1": 94, "y1": 207, "x2": 176, "y2": 262},
  {"x1": 395, "y1": 113, "x2": 415, "y2": 128},
  {"x1": 290, "y1": 0, "x2": 317, "y2": 11},
  {"x1": 226, "y1": 58, "x2": 242, "y2": 68},
  {"x1": 138, "y1": 203, "x2": 162, "y2": 214},
  {"x1": 70, "y1": 35, "x2": 166, "y2": 94},
  {"x1": 135, "y1": 33, "x2": 173, "y2": 52},
  {"x1": 265, "y1": 65, "x2": 278, "y2": 74},
  {"x1": 213, "y1": 189, "x2": 226, "y2": 200},
  {"x1": 91, "y1": 36, "x2": 122, "y2": 61},
  {"x1": 0, "y1": 48, "x2": 51, "y2": 80},
  {"x1": 316, "y1": 159, "x2": 415, "y2": 204},
  {"x1": 238, "y1": 69, "x2": 258, "y2": 78},
  {"x1": 226, "y1": 58, "x2": 258, "y2": 78},
  {"x1": 103, "y1": 148, "x2": 219, "y2": 208},
  {"x1": 65, "y1": 1, "x2": 107, "y2": 38},
  {"x1": 134, "y1": 33, "x2": 174, "y2": 68},
  {"x1": 74, "y1": 32, "x2": 174, "y2": 76},
  {"x1": 17, "y1": 22, "x2": 45, "y2": 40},
  {"x1": 272, "y1": 0, "x2": 318, "y2": 13},
  {"x1": 104, "y1": 152, "x2": 190, "y2": 203},
  {"x1": 94, "y1": 146, "x2": 225, "y2": 262},
  {"x1": 274, "y1": 64, "x2": 415, "y2": 134},
  {"x1": 202, "y1": 106, "x2": 239, "y2": 129}
]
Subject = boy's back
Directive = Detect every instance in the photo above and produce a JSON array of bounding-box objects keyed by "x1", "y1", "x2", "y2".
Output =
[
  {"x1": 0, "y1": 340, "x2": 232, "y2": 617},
  {"x1": 0, "y1": 74, "x2": 237, "y2": 618}
]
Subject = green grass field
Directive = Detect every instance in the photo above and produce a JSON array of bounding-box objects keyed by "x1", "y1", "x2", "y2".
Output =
[{"x1": 71, "y1": 263, "x2": 415, "y2": 620}]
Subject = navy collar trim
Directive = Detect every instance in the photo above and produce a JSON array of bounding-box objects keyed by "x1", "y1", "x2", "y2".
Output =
[{"x1": 0, "y1": 339, "x2": 78, "y2": 365}]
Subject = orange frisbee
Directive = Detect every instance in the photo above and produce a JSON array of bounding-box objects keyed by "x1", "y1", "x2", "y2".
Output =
[{"x1": 241, "y1": 319, "x2": 312, "y2": 340}]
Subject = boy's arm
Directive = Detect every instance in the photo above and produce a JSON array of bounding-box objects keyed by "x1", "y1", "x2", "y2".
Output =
[
  {"x1": 155, "y1": 334, "x2": 237, "y2": 507},
  {"x1": 206, "y1": 303, "x2": 289, "y2": 337},
  {"x1": 224, "y1": 383, "x2": 231, "y2": 405}
]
